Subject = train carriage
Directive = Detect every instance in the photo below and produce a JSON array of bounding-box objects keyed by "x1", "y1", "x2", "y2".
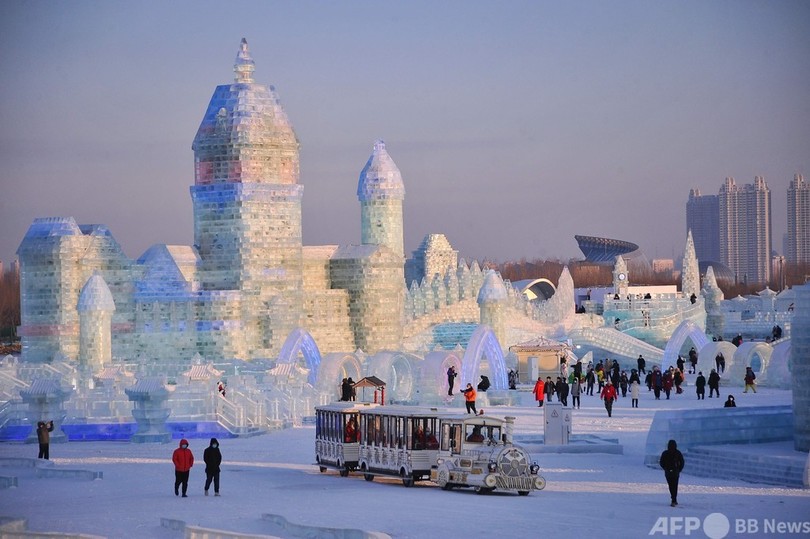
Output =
[
  {"x1": 430, "y1": 414, "x2": 546, "y2": 495},
  {"x1": 315, "y1": 402, "x2": 378, "y2": 476},
  {"x1": 356, "y1": 405, "x2": 443, "y2": 486}
]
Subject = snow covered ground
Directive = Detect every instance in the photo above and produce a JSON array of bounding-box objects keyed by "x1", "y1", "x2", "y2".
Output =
[{"x1": 1, "y1": 384, "x2": 808, "y2": 539}]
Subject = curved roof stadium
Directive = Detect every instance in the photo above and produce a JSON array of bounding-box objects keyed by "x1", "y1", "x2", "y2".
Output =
[
  {"x1": 511, "y1": 278, "x2": 557, "y2": 301},
  {"x1": 699, "y1": 261, "x2": 735, "y2": 285},
  {"x1": 575, "y1": 235, "x2": 639, "y2": 263}
]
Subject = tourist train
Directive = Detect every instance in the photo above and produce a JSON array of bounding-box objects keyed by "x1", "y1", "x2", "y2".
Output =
[{"x1": 314, "y1": 402, "x2": 546, "y2": 495}]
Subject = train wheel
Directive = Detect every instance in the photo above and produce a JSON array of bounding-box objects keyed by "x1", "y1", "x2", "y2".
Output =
[
  {"x1": 441, "y1": 483, "x2": 454, "y2": 491},
  {"x1": 339, "y1": 467, "x2": 349, "y2": 477},
  {"x1": 364, "y1": 473, "x2": 374, "y2": 482},
  {"x1": 474, "y1": 486, "x2": 493, "y2": 495},
  {"x1": 518, "y1": 491, "x2": 530, "y2": 496},
  {"x1": 401, "y1": 471, "x2": 414, "y2": 487},
  {"x1": 319, "y1": 466, "x2": 326, "y2": 473}
]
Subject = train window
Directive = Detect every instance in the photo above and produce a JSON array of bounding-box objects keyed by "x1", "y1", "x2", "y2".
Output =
[
  {"x1": 426, "y1": 418, "x2": 438, "y2": 450},
  {"x1": 465, "y1": 425, "x2": 484, "y2": 443},
  {"x1": 397, "y1": 417, "x2": 406, "y2": 449},
  {"x1": 413, "y1": 419, "x2": 425, "y2": 450},
  {"x1": 374, "y1": 416, "x2": 382, "y2": 446},
  {"x1": 344, "y1": 414, "x2": 358, "y2": 443},
  {"x1": 441, "y1": 423, "x2": 462, "y2": 453},
  {"x1": 381, "y1": 416, "x2": 390, "y2": 448},
  {"x1": 486, "y1": 425, "x2": 502, "y2": 443},
  {"x1": 451, "y1": 424, "x2": 462, "y2": 454}
]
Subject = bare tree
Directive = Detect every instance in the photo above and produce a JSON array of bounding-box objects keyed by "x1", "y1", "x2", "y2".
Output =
[{"x1": 0, "y1": 268, "x2": 20, "y2": 342}]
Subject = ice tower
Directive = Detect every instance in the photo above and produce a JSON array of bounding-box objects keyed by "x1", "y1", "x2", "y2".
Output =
[
  {"x1": 191, "y1": 39, "x2": 303, "y2": 358},
  {"x1": 358, "y1": 140, "x2": 405, "y2": 258}
]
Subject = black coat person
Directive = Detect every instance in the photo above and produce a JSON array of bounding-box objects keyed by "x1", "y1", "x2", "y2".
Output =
[
  {"x1": 695, "y1": 372, "x2": 706, "y2": 399},
  {"x1": 477, "y1": 375, "x2": 490, "y2": 392},
  {"x1": 36, "y1": 420, "x2": 54, "y2": 460},
  {"x1": 203, "y1": 437, "x2": 222, "y2": 496},
  {"x1": 659, "y1": 439, "x2": 685, "y2": 507},
  {"x1": 340, "y1": 378, "x2": 352, "y2": 401},
  {"x1": 447, "y1": 366, "x2": 457, "y2": 396},
  {"x1": 708, "y1": 369, "x2": 721, "y2": 398}
]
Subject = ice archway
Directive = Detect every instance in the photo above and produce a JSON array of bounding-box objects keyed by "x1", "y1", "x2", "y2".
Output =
[
  {"x1": 365, "y1": 351, "x2": 418, "y2": 402},
  {"x1": 767, "y1": 341, "x2": 792, "y2": 388},
  {"x1": 460, "y1": 325, "x2": 508, "y2": 390},
  {"x1": 316, "y1": 352, "x2": 363, "y2": 395},
  {"x1": 277, "y1": 328, "x2": 322, "y2": 385},
  {"x1": 662, "y1": 320, "x2": 710, "y2": 367},
  {"x1": 728, "y1": 342, "x2": 773, "y2": 386}
]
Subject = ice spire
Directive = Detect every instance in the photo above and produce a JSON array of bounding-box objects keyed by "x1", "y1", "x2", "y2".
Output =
[
  {"x1": 234, "y1": 38, "x2": 255, "y2": 83},
  {"x1": 682, "y1": 230, "x2": 700, "y2": 298}
]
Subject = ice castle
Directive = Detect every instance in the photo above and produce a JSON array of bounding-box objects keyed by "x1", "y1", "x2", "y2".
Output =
[{"x1": 5, "y1": 40, "x2": 800, "y2": 442}]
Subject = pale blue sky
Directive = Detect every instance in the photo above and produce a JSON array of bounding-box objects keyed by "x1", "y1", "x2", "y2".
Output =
[{"x1": 1, "y1": 1, "x2": 808, "y2": 269}]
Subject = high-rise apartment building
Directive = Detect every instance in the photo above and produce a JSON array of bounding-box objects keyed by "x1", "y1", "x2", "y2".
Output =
[
  {"x1": 718, "y1": 176, "x2": 772, "y2": 284},
  {"x1": 686, "y1": 189, "x2": 720, "y2": 264},
  {"x1": 787, "y1": 174, "x2": 810, "y2": 264}
]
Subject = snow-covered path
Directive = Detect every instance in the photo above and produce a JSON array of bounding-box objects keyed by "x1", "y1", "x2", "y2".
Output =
[{"x1": 1, "y1": 387, "x2": 807, "y2": 538}]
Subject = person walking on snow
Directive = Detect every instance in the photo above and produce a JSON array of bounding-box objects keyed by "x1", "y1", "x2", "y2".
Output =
[
  {"x1": 203, "y1": 437, "x2": 222, "y2": 496},
  {"x1": 708, "y1": 369, "x2": 721, "y2": 398},
  {"x1": 637, "y1": 354, "x2": 646, "y2": 375},
  {"x1": 544, "y1": 376, "x2": 555, "y2": 403},
  {"x1": 659, "y1": 439, "x2": 685, "y2": 507},
  {"x1": 570, "y1": 376, "x2": 582, "y2": 409},
  {"x1": 532, "y1": 376, "x2": 545, "y2": 407},
  {"x1": 600, "y1": 380, "x2": 618, "y2": 417},
  {"x1": 630, "y1": 380, "x2": 640, "y2": 408},
  {"x1": 744, "y1": 367, "x2": 757, "y2": 393},
  {"x1": 172, "y1": 438, "x2": 194, "y2": 497},
  {"x1": 695, "y1": 371, "x2": 706, "y2": 400}
]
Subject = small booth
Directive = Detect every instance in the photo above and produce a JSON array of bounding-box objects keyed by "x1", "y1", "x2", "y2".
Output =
[
  {"x1": 509, "y1": 337, "x2": 571, "y2": 385},
  {"x1": 352, "y1": 376, "x2": 386, "y2": 405}
]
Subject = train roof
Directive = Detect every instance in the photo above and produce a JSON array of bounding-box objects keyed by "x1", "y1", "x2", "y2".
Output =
[
  {"x1": 315, "y1": 402, "x2": 380, "y2": 413},
  {"x1": 357, "y1": 405, "x2": 449, "y2": 418},
  {"x1": 440, "y1": 414, "x2": 507, "y2": 426}
]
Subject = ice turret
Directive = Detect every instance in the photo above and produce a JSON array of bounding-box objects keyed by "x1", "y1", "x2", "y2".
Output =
[
  {"x1": 478, "y1": 271, "x2": 508, "y2": 346},
  {"x1": 358, "y1": 140, "x2": 405, "y2": 258},
  {"x1": 78, "y1": 273, "x2": 115, "y2": 372}
]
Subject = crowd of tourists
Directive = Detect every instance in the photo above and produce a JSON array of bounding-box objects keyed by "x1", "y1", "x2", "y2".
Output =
[{"x1": 528, "y1": 349, "x2": 753, "y2": 417}]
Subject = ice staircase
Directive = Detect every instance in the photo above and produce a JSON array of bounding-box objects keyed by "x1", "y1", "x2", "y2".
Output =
[
  {"x1": 643, "y1": 405, "x2": 805, "y2": 488},
  {"x1": 569, "y1": 327, "x2": 664, "y2": 362},
  {"x1": 684, "y1": 444, "x2": 806, "y2": 488}
]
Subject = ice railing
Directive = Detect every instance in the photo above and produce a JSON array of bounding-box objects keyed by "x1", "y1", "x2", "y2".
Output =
[
  {"x1": 613, "y1": 300, "x2": 705, "y2": 332},
  {"x1": 216, "y1": 387, "x2": 265, "y2": 433},
  {"x1": 0, "y1": 399, "x2": 27, "y2": 431}
]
